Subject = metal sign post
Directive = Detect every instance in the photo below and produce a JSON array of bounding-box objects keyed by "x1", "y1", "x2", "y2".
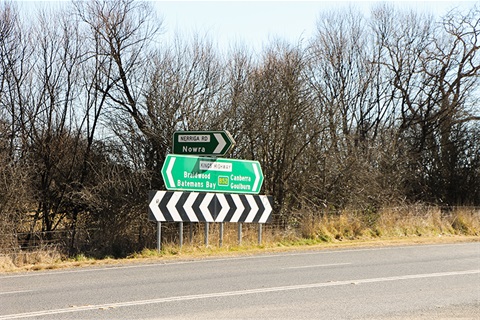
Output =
[
  {"x1": 219, "y1": 223, "x2": 224, "y2": 247},
  {"x1": 238, "y1": 223, "x2": 242, "y2": 245},
  {"x1": 205, "y1": 222, "x2": 209, "y2": 246},
  {"x1": 258, "y1": 224, "x2": 263, "y2": 245},
  {"x1": 179, "y1": 222, "x2": 183, "y2": 248},
  {"x1": 157, "y1": 222, "x2": 161, "y2": 252}
]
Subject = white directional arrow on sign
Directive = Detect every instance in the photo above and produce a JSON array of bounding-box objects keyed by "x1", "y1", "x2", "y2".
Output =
[
  {"x1": 213, "y1": 133, "x2": 226, "y2": 154},
  {"x1": 166, "y1": 156, "x2": 176, "y2": 188},
  {"x1": 252, "y1": 162, "x2": 260, "y2": 192}
]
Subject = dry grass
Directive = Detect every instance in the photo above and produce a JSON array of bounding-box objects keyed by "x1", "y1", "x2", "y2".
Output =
[
  {"x1": 297, "y1": 206, "x2": 480, "y2": 242},
  {"x1": 0, "y1": 246, "x2": 65, "y2": 272},
  {"x1": 1, "y1": 206, "x2": 479, "y2": 273}
]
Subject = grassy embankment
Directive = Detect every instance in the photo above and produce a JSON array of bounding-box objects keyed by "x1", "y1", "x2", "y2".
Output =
[{"x1": 1, "y1": 206, "x2": 479, "y2": 273}]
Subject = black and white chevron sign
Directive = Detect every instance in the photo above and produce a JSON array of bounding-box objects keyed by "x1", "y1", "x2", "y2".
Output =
[{"x1": 148, "y1": 191, "x2": 273, "y2": 223}]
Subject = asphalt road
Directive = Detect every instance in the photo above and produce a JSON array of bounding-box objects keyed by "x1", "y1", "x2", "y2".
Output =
[{"x1": 1, "y1": 242, "x2": 479, "y2": 319}]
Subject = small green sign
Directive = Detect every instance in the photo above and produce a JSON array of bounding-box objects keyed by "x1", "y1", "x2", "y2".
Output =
[
  {"x1": 173, "y1": 131, "x2": 235, "y2": 156},
  {"x1": 161, "y1": 154, "x2": 264, "y2": 194}
]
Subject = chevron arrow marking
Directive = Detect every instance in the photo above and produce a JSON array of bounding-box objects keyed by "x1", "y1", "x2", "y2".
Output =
[
  {"x1": 259, "y1": 196, "x2": 273, "y2": 223},
  {"x1": 215, "y1": 193, "x2": 229, "y2": 222},
  {"x1": 166, "y1": 191, "x2": 182, "y2": 221},
  {"x1": 184, "y1": 192, "x2": 199, "y2": 222},
  {"x1": 245, "y1": 195, "x2": 259, "y2": 223},
  {"x1": 149, "y1": 191, "x2": 166, "y2": 221},
  {"x1": 200, "y1": 192, "x2": 215, "y2": 222},
  {"x1": 230, "y1": 194, "x2": 245, "y2": 222},
  {"x1": 148, "y1": 191, "x2": 272, "y2": 223}
]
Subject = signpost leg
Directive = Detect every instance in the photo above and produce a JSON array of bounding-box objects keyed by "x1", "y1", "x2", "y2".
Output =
[
  {"x1": 258, "y1": 224, "x2": 262, "y2": 245},
  {"x1": 179, "y1": 222, "x2": 183, "y2": 248},
  {"x1": 189, "y1": 222, "x2": 193, "y2": 244},
  {"x1": 238, "y1": 223, "x2": 242, "y2": 245},
  {"x1": 157, "y1": 222, "x2": 162, "y2": 252},
  {"x1": 219, "y1": 223, "x2": 224, "y2": 247},
  {"x1": 205, "y1": 222, "x2": 209, "y2": 246}
]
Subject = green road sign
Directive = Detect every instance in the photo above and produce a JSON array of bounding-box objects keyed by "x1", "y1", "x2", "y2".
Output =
[
  {"x1": 161, "y1": 154, "x2": 264, "y2": 194},
  {"x1": 173, "y1": 131, "x2": 235, "y2": 156}
]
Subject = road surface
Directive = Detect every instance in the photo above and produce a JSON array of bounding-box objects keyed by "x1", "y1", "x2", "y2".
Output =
[{"x1": 1, "y1": 242, "x2": 479, "y2": 319}]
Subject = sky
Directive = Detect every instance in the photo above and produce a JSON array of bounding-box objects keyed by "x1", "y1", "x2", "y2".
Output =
[
  {"x1": 14, "y1": 1, "x2": 479, "y2": 53},
  {"x1": 153, "y1": 1, "x2": 477, "y2": 53}
]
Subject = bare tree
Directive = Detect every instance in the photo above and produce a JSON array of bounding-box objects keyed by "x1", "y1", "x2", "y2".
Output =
[
  {"x1": 372, "y1": 4, "x2": 480, "y2": 205},
  {"x1": 136, "y1": 34, "x2": 227, "y2": 188},
  {"x1": 0, "y1": 2, "x2": 37, "y2": 250},
  {"x1": 74, "y1": 0, "x2": 161, "y2": 135},
  {"x1": 229, "y1": 40, "x2": 321, "y2": 220},
  {"x1": 18, "y1": 7, "x2": 86, "y2": 238},
  {"x1": 306, "y1": 7, "x2": 403, "y2": 210}
]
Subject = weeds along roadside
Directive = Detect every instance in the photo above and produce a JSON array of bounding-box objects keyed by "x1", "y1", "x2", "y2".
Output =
[{"x1": 1, "y1": 206, "x2": 479, "y2": 273}]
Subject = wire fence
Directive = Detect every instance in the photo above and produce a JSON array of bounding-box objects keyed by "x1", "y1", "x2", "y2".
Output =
[
  {"x1": 1, "y1": 206, "x2": 479, "y2": 258},
  {"x1": 0, "y1": 228, "x2": 95, "y2": 256},
  {"x1": 0, "y1": 220, "x2": 297, "y2": 257}
]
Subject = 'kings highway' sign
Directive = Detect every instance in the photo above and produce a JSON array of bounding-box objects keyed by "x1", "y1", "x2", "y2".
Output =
[
  {"x1": 161, "y1": 154, "x2": 264, "y2": 194},
  {"x1": 173, "y1": 131, "x2": 235, "y2": 156}
]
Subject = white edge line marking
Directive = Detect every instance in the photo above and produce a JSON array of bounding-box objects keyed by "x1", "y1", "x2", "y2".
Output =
[
  {"x1": 283, "y1": 263, "x2": 352, "y2": 269},
  {"x1": 0, "y1": 270, "x2": 478, "y2": 319},
  {"x1": 1, "y1": 243, "x2": 477, "y2": 279},
  {"x1": 0, "y1": 290, "x2": 33, "y2": 295}
]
